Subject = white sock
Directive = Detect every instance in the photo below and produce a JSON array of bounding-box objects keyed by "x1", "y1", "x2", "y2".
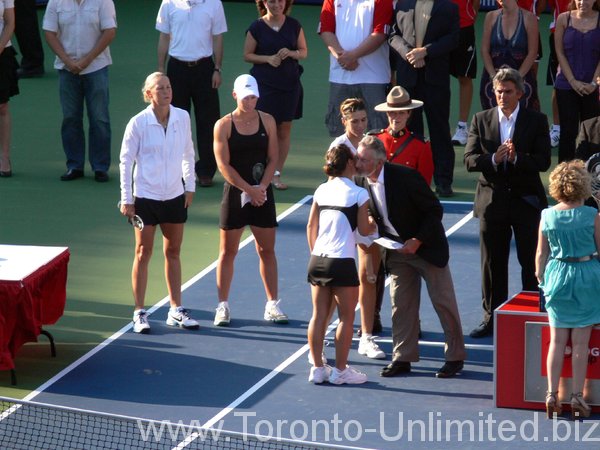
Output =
[
  {"x1": 218, "y1": 301, "x2": 230, "y2": 310},
  {"x1": 457, "y1": 121, "x2": 467, "y2": 128},
  {"x1": 552, "y1": 124, "x2": 560, "y2": 131},
  {"x1": 361, "y1": 333, "x2": 373, "y2": 341}
]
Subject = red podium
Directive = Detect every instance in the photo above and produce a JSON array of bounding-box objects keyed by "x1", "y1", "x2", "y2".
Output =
[{"x1": 494, "y1": 291, "x2": 600, "y2": 411}]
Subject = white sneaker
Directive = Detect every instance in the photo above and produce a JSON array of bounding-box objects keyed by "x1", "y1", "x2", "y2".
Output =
[
  {"x1": 549, "y1": 127, "x2": 560, "y2": 148},
  {"x1": 308, "y1": 365, "x2": 332, "y2": 384},
  {"x1": 264, "y1": 299, "x2": 289, "y2": 324},
  {"x1": 214, "y1": 304, "x2": 230, "y2": 326},
  {"x1": 166, "y1": 307, "x2": 199, "y2": 329},
  {"x1": 358, "y1": 336, "x2": 386, "y2": 359},
  {"x1": 451, "y1": 125, "x2": 468, "y2": 146},
  {"x1": 329, "y1": 365, "x2": 368, "y2": 385},
  {"x1": 308, "y1": 350, "x2": 328, "y2": 365},
  {"x1": 133, "y1": 309, "x2": 150, "y2": 334}
]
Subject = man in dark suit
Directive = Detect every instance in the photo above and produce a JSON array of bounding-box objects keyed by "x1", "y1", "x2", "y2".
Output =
[
  {"x1": 575, "y1": 116, "x2": 600, "y2": 162},
  {"x1": 464, "y1": 68, "x2": 551, "y2": 338},
  {"x1": 355, "y1": 135, "x2": 466, "y2": 378},
  {"x1": 389, "y1": 0, "x2": 459, "y2": 197}
]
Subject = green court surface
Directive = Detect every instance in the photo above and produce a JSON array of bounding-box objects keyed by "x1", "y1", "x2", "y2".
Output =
[{"x1": 0, "y1": 1, "x2": 558, "y2": 397}]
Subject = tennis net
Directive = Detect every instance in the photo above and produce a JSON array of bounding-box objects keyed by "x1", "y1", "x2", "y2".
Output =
[{"x1": 0, "y1": 396, "x2": 362, "y2": 450}]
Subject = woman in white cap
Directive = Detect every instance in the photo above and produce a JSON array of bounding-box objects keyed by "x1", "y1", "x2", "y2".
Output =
[{"x1": 213, "y1": 74, "x2": 288, "y2": 327}]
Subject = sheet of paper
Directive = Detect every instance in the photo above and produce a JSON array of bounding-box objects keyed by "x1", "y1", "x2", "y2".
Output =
[{"x1": 373, "y1": 236, "x2": 404, "y2": 250}]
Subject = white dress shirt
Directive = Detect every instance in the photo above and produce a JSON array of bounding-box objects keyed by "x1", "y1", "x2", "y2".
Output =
[
  {"x1": 368, "y1": 166, "x2": 400, "y2": 239},
  {"x1": 43, "y1": 0, "x2": 117, "y2": 75},
  {"x1": 493, "y1": 103, "x2": 520, "y2": 168}
]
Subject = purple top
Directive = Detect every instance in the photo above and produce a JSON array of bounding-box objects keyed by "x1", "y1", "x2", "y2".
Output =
[{"x1": 555, "y1": 12, "x2": 600, "y2": 90}]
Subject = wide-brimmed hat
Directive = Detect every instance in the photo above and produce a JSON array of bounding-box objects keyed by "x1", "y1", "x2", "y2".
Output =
[
  {"x1": 233, "y1": 74, "x2": 260, "y2": 99},
  {"x1": 374, "y1": 86, "x2": 423, "y2": 112}
]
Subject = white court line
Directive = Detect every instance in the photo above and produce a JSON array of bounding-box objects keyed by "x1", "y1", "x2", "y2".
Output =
[{"x1": 22, "y1": 196, "x2": 313, "y2": 402}]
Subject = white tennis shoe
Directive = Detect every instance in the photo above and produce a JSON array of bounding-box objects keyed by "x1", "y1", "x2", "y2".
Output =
[
  {"x1": 167, "y1": 307, "x2": 199, "y2": 329},
  {"x1": 358, "y1": 336, "x2": 386, "y2": 359},
  {"x1": 309, "y1": 365, "x2": 332, "y2": 384},
  {"x1": 329, "y1": 366, "x2": 368, "y2": 385},
  {"x1": 133, "y1": 309, "x2": 150, "y2": 334}
]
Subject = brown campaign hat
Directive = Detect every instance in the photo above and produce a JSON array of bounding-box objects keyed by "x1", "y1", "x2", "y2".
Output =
[{"x1": 374, "y1": 86, "x2": 424, "y2": 112}]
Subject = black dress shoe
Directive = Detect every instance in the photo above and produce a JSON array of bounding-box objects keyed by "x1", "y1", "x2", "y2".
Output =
[
  {"x1": 436, "y1": 360, "x2": 464, "y2": 378},
  {"x1": 380, "y1": 361, "x2": 411, "y2": 377},
  {"x1": 469, "y1": 321, "x2": 493, "y2": 338},
  {"x1": 94, "y1": 171, "x2": 109, "y2": 182},
  {"x1": 435, "y1": 185, "x2": 454, "y2": 198},
  {"x1": 60, "y1": 169, "x2": 84, "y2": 181},
  {"x1": 17, "y1": 67, "x2": 44, "y2": 78}
]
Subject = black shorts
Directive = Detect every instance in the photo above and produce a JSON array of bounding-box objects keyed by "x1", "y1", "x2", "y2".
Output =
[
  {"x1": 546, "y1": 33, "x2": 558, "y2": 86},
  {"x1": 134, "y1": 194, "x2": 187, "y2": 226},
  {"x1": 450, "y1": 26, "x2": 477, "y2": 79},
  {"x1": 0, "y1": 46, "x2": 19, "y2": 104},
  {"x1": 219, "y1": 183, "x2": 278, "y2": 230},
  {"x1": 307, "y1": 255, "x2": 359, "y2": 287}
]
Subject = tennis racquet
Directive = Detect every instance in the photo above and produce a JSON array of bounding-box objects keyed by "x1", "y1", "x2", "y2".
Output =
[
  {"x1": 117, "y1": 201, "x2": 144, "y2": 230},
  {"x1": 585, "y1": 153, "x2": 600, "y2": 209},
  {"x1": 252, "y1": 162, "x2": 265, "y2": 185}
]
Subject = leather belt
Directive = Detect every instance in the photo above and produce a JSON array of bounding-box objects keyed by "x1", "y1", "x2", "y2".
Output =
[
  {"x1": 555, "y1": 254, "x2": 597, "y2": 263},
  {"x1": 170, "y1": 56, "x2": 212, "y2": 67}
]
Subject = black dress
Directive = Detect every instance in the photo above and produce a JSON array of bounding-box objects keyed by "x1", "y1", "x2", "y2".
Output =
[
  {"x1": 248, "y1": 17, "x2": 303, "y2": 123},
  {"x1": 219, "y1": 112, "x2": 278, "y2": 230}
]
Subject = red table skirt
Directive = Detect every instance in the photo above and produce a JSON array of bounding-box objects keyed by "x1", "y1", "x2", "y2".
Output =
[{"x1": 0, "y1": 249, "x2": 69, "y2": 370}]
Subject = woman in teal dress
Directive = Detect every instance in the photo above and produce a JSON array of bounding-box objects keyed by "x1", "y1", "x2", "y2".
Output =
[{"x1": 536, "y1": 160, "x2": 600, "y2": 420}]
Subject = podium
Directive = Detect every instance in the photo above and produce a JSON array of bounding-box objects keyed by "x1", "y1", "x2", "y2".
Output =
[{"x1": 494, "y1": 291, "x2": 600, "y2": 411}]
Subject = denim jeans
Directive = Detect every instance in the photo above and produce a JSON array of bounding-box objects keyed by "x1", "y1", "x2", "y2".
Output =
[{"x1": 58, "y1": 67, "x2": 111, "y2": 172}]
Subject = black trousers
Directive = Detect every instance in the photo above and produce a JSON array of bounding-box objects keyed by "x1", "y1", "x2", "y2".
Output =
[
  {"x1": 167, "y1": 56, "x2": 220, "y2": 179},
  {"x1": 406, "y1": 71, "x2": 455, "y2": 189},
  {"x1": 479, "y1": 215, "x2": 539, "y2": 323},
  {"x1": 14, "y1": 0, "x2": 44, "y2": 70},
  {"x1": 556, "y1": 88, "x2": 600, "y2": 163}
]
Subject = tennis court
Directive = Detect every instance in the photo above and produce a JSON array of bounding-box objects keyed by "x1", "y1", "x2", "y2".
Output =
[{"x1": 2, "y1": 199, "x2": 598, "y2": 449}]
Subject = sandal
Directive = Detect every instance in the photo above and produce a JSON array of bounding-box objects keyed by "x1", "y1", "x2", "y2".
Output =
[
  {"x1": 570, "y1": 392, "x2": 591, "y2": 420},
  {"x1": 546, "y1": 391, "x2": 562, "y2": 419},
  {"x1": 272, "y1": 170, "x2": 288, "y2": 190}
]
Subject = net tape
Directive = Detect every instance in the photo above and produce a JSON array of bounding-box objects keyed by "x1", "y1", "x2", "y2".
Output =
[{"x1": 0, "y1": 396, "x2": 361, "y2": 450}]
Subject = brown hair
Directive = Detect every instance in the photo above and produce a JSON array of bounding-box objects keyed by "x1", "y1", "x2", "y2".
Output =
[
  {"x1": 567, "y1": 0, "x2": 600, "y2": 11},
  {"x1": 324, "y1": 144, "x2": 354, "y2": 177},
  {"x1": 339, "y1": 98, "x2": 366, "y2": 119},
  {"x1": 256, "y1": 0, "x2": 294, "y2": 16},
  {"x1": 548, "y1": 160, "x2": 592, "y2": 203}
]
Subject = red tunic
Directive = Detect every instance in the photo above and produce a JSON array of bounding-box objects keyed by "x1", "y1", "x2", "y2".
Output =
[{"x1": 370, "y1": 127, "x2": 434, "y2": 185}]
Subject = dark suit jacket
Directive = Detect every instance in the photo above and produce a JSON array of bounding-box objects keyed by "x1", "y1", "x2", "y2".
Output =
[
  {"x1": 356, "y1": 163, "x2": 449, "y2": 268},
  {"x1": 388, "y1": 0, "x2": 459, "y2": 88},
  {"x1": 575, "y1": 116, "x2": 600, "y2": 162},
  {"x1": 464, "y1": 107, "x2": 551, "y2": 223}
]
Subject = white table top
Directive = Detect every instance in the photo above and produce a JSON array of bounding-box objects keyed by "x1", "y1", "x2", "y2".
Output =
[{"x1": 0, "y1": 245, "x2": 69, "y2": 282}]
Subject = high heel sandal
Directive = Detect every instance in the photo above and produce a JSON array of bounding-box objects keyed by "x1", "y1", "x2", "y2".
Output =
[
  {"x1": 272, "y1": 170, "x2": 288, "y2": 190},
  {"x1": 570, "y1": 392, "x2": 591, "y2": 420},
  {"x1": 546, "y1": 391, "x2": 562, "y2": 419},
  {"x1": 0, "y1": 158, "x2": 12, "y2": 177}
]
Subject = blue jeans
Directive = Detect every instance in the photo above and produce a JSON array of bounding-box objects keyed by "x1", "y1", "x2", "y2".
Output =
[{"x1": 59, "y1": 67, "x2": 111, "y2": 172}]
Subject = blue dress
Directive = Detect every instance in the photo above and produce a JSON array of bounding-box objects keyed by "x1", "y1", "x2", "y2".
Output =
[{"x1": 540, "y1": 206, "x2": 600, "y2": 328}]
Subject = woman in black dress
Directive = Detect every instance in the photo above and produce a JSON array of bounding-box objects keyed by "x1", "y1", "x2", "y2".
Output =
[
  {"x1": 213, "y1": 74, "x2": 288, "y2": 327},
  {"x1": 243, "y1": 0, "x2": 307, "y2": 190}
]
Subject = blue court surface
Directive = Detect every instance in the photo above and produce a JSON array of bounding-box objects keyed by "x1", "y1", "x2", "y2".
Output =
[{"x1": 6, "y1": 198, "x2": 600, "y2": 449}]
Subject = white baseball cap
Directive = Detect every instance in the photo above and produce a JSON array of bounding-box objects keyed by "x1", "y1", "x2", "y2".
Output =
[{"x1": 233, "y1": 74, "x2": 260, "y2": 99}]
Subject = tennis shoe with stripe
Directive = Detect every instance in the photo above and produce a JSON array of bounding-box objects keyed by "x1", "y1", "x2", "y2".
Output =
[
  {"x1": 329, "y1": 366, "x2": 368, "y2": 385},
  {"x1": 358, "y1": 336, "x2": 386, "y2": 359},
  {"x1": 309, "y1": 365, "x2": 332, "y2": 384},
  {"x1": 550, "y1": 127, "x2": 560, "y2": 148},
  {"x1": 133, "y1": 309, "x2": 150, "y2": 334},
  {"x1": 214, "y1": 304, "x2": 230, "y2": 326},
  {"x1": 166, "y1": 307, "x2": 199, "y2": 329},
  {"x1": 451, "y1": 125, "x2": 468, "y2": 146},
  {"x1": 264, "y1": 299, "x2": 289, "y2": 324}
]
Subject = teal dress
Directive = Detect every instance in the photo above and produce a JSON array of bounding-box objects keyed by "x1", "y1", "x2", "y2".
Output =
[{"x1": 540, "y1": 206, "x2": 600, "y2": 328}]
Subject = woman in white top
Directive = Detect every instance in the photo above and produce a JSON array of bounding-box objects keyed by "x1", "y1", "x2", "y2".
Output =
[
  {"x1": 119, "y1": 72, "x2": 198, "y2": 334},
  {"x1": 0, "y1": 0, "x2": 17, "y2": 177},
  {"x1": 306, "y1": 144, "x2": 375, "y2": 385},
  {"x1": 328, "y1": 97, "x2": 368, "y2": 154}
]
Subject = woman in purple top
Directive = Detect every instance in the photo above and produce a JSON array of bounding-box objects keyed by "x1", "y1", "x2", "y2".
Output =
[
  {"x1": 554, "y1": 0, "x2": 600, "y2": 163},
  {"x1": 243, "y1": 0, "x2": 307, "y2": 190}
]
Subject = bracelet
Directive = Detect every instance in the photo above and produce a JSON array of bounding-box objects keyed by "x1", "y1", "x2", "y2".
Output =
[
  {"x1": 214, "y1": 67, "x2": 221, "y2": 73},
  {"x1": 592, "y1": 81, "x2": 598, "y2": 87}
]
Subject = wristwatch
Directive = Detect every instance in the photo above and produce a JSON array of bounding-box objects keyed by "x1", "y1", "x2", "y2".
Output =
[{"x1": 214, "y1": 67, "x2": 221, "y2": 73}]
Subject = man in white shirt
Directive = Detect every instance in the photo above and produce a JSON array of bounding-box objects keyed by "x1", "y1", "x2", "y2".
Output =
[
  {"x1": 318, "y1": 0, "x2": 393, "y2": 137},
  {"x1": 43, "y1": 0, "x2": 116, "y2": 182},
  {"x1": 156, "y1": 0, "x2": 227, "y2": 187},
  {"x1": 464, "y1": 68, "x2": 551, "y2": 338}
]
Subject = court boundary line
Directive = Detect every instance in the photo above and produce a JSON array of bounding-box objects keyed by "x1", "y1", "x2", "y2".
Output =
[{"x1": 22, "y1": 196, "x2": 313, "y2": 402}]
